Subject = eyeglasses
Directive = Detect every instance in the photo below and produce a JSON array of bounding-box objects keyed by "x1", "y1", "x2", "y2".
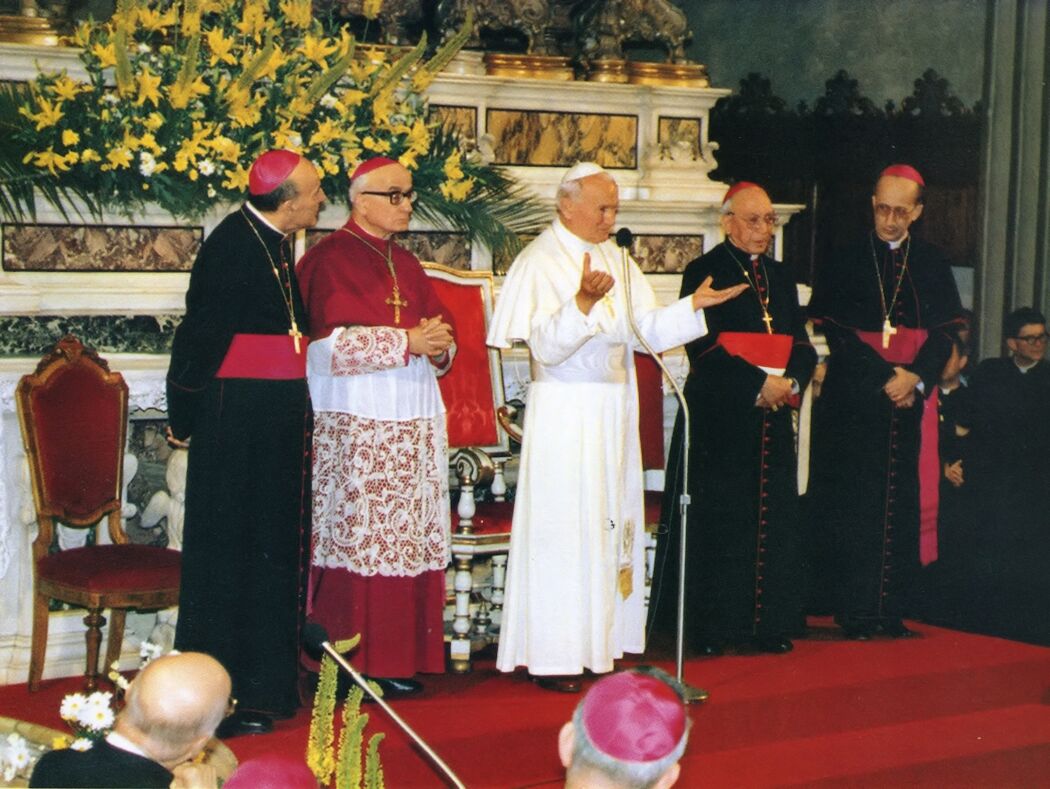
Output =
[
  {"x1": 1015, "y1": 332, "x2": 1049, "y2": 344},
  {"x1": 874, "y1": 203, "x2": 916, "y2": 221},
  {"x1": 360, "y1": 189, "x2": 415, "y2": 205},
  {"x1": 728, "y1": 212, "x2": 781, "y2": 230}
]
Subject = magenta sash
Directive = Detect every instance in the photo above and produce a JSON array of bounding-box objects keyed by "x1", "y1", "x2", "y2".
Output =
[{"x1": 855, "y1": 327, "x2": 939, "y2": 566}]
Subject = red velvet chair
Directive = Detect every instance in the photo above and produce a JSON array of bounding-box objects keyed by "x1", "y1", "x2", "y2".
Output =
[
  {"x1": 16, "y1": 336, "x2": 181, "y2": 691},
  {"x1": 423, "y1": 264, "x2": 515, "y2": 673}
]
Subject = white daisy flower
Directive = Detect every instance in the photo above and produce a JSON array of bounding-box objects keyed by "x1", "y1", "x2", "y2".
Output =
[
  {"x1": 60, "y1": 693, "x2": 88, "y2": 721},
  {"x1": 70, "y1": 738, "x2": 94, "y2": 752},
  {"x1": 197, "y1": 159, "x2": 215, "y2": 176},
  {"x1": 139, "y1": 152, "x2": 157, "y2": 177}
]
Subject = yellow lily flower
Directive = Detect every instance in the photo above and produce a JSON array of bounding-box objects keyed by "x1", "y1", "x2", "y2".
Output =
[
  {"x1": 443, "y1": 149, "x2": 464, "y2": 180},
  {"x1": 61, "y1": 129, "x2": 80, "y2": 146},
  {"x1": 302, "y1": 34, "x2": 337, "y2": 66},
  {"x1": 339, "y1": 88, "x2": 367, "y2": 108},
  {"x1": 309, "y1": 118, "x2": 340, "y2": 146},
  {"x1": 279, "y1": 0, "x2": 313, "y2": 28},
  {"x1": 205, "y1": 28, "x2": 236, "y2": 66},
  {"x1": 168, "y1": 76, "x2": 210, "y2": 110},
  {"x1": 50, "y1": 75, "x2": 91, "y2": 102},
  {"x1": 236, "y1": 2, "x2": 267, "y2": 40},
  {"x1": 440, "y1": 177, "x2": 474, "y2": 202},
  {"x1": 23, "y1": 147, "x2": 78, "y2": 175},
  {"x1": 134, "y1": 68, "x2": 162, "y2": 107},
  {"x1": 223, "y1": 163, "x2": 250, "y2": 191},
  {"x1": 80, "y1": 149, "x2": 101, "y2": 163},
  {"x1": 144, "y1": 112, "x2": 165, "y2": 131},
  {"x1": 90, "y1": 42, "x2": 117, "y2": 69},
  {"x1": 19, "y1": 97, "x2": 64, "y2": 131},
  {"x1": 362, "y1": 0, "x2": 383, "y2": 21},
  {"x1": 137, "y1": 6, "x2": 178, "y2": 32},
  {"x1": 103, "y1": 147, "x2": 133, "y2": 171}
]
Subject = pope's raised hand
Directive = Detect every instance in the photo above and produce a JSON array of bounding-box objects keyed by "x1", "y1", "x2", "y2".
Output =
[
  {"x1": 690, "y1": 275, "x2": 749, "y2": 311},
  {"x1": 575, "y1": 252, "x2": 615, "y2": 315}
]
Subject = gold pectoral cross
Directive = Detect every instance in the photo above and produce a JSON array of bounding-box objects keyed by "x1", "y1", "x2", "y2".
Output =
[
  {"x1": 882, "y1": 317, "x2": 897, "y2": 349},
  {"x1": 289, "y1": 320, "x2": 303, "y2": 354},
  {"x1": 386, "y1": 287, "x2": 408, "y2": 325},
  {"x1": 762, "y1": 311, "x2": 774, "y2": 334}
]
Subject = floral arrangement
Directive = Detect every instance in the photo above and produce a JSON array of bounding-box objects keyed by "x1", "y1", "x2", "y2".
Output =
[
  {"x1": 1, "y1": 0, "x2": 546, "y2": 257},
  {"x1": 0, "y1": 733, "x2": 34, "y2": 782},
  {"x1": 306, "y1": 633, "x2": 386, "y2": 789}
]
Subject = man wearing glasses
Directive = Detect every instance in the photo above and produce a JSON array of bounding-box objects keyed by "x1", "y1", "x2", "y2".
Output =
[
  {"x1": 296, "y1": 157, "x2": 455, "y2": 697},
  {"x1": 648, "y1": 182, "x2": 816, "y2": 657},
  {"x1": 963, "y1": 307, "x2": 1050, "y2": 642},
  {"x1": 809, "y1": 164, "x2": 965, "y2": 641}
]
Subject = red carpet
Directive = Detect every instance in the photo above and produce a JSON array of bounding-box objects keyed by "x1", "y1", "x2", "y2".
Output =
[{"x1": 6, "y1": 618, "x2": 1050, "y2": 788}]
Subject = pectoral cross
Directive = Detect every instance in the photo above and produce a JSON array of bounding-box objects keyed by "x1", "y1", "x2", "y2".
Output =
[
  {"x1": 882, "y1": 317, "x2": 897, "y2": 349},
  {"x1": 762, "y1": 311, "x2": 774, "y2": 334},
  {"x1": 289, "y1": 320, "x2": 303, "y2": 354},
  {"x1": 386, "y1": 287, "x2": 408, "y2": 325}
]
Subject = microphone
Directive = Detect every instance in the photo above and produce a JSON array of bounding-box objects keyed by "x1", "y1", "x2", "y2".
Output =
[
  {"x1": 302, "y1": 623, "x2": 466, "y2": 789},
  {"x1": 616, "y1": 229, "x2": 704, "y2": 703}
]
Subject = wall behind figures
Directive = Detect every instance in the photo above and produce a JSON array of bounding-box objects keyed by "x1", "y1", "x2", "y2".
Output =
[{"x1": 708, "y1": 68, "x2": 981, "y2": 296}]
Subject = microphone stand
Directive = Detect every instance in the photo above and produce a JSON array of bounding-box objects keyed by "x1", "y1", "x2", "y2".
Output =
[
  {"x1": 618, "y1": 237, "x2": 707, "y2": 704},
  {"x1": 315, "y1": 638, "x2": 467, "y2": 789}
]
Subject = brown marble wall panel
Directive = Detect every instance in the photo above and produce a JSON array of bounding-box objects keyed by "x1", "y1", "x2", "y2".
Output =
[
  {"x1": 431, "y1": 105, "x2": 478, "y2": 139},
  {"x1": 487, "y1": 110, "x2": 637, "y2": 168},
  {"x1": 2, "y1": 224, "x2": 201, "y2": 272},
  {"x1": 633, "y1": 234, "x2": 704, "y2": 273},
  {"x1": 305, "y1": 229, "x2": 470, "y2": 269},
  {"x1": 658, "y1": 117, "x2": 702, "y2": 159}
]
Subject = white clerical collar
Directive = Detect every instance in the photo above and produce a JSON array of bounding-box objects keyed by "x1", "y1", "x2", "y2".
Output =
[
  {"x1": 244, "y1": 200, "x2": 287, "y2": 238},
  {"x1": 106, "y1": 730, "x2": 150, "y2": 759},
  {"x1": 553, "y1": 217, "x2": 595, "y2": 257},
  {"x1": 1014, "y1": 358, "x2": 1039, "y2": 373},
  {"x1": 888, "y1": 235, "x2": 907, "y2": 250}
]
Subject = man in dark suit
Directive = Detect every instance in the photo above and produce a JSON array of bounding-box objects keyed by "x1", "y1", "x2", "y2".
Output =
[{"x1": 30, "y1": 652, "x2": 231, "y2": 788}]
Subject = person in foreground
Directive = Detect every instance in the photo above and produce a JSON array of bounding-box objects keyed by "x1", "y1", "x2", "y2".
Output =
[
  {"x1": 649, "y1": 181, "x2": 816, "y2": 657},
  {"x1": 296, "y1": 156, "x2": 454, "y2": 697},
  {"x1": 488, "y1": 161, "x2": 747, "y2": 692},
  {"x1": 167, "y1": 149, "x2": 325, "y2": 735},
  {"x1": 30, "y1": 653, "x2": 231, "y2": 789},
  {"x1": 559, "y1": 668, "x2": 690, "y2": 789},
  {"x1": 809, "y1": 163, "x2": 965, "y2": 640}
]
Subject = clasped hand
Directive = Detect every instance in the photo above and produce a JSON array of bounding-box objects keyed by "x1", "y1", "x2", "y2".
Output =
[
  {"x1": 407, "y1": 315, "x2": 453, "y2": 357},
  {"x1": 757, "y1": 374, "x2": 794, "y2": 410},
  {"x1": 884, "y1": 366, "x2": 920, "y2": 408}
]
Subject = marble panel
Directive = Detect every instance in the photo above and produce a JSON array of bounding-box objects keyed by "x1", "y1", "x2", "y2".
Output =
[
  {"x1": 486, "y1": 109, "x2": 637, "y2": 168},
  {"x1": 0, "y1": 315, "x2": 179, "y2": 357},
  {"x1": 431, "y1": 104, "x2": 478, "y2": 139},
  {"x1": 2, "y1": 224, "x2": 201, "y2": 272},
  {"x1": 658, "y1": 116, "x2": 703, "y2": 160},
  {"x1": 305, "y1": 229, "x2": 469, "y2": 269},
  {"x1": 634, "y1": 234, "x2": 704, "y2": 273}
]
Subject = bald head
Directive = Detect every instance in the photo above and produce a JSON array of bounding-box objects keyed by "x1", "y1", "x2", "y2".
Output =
[
  {"x1": 721, "y1": 185, "x2": 775, "y2": 256},
  {"x1": 119, "y1": 652, "x2": 231, "y2": 768}
]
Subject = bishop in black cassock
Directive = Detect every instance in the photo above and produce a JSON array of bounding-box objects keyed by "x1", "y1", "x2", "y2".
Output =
[
  {"x1": 809, "y1": 165, "x2": 964, "y2": 640},
  {"x1": 649, "y1": 183, "x2": 816, "y2": 655},
  {"x1": 167, "y1": 151, "x2": 326, "y2": 725}
]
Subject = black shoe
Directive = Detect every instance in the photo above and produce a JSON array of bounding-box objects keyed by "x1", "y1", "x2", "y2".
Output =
[
  {"x1": 879, "y1": 620, "x2": 917, "y2": 638},
  {"x1": 216, "y1": 710, "x2": 273, "y2": 739},
  {"x1": 752, "y1": 636, "x2": 794, "y2": 654},
  {"x1": 838, "y1": 621, "x2": 874, "y2": 641},
  {"x1": 363, "y1": 676, "x2": 424, "y2": 700},
  {"x1": 529, "y1": 673, "x2": 582, "y2": 693}
]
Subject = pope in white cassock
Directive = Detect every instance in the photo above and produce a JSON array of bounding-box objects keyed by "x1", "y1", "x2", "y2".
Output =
[{"x1": 487, "y1": 162, "x2": 747, "y2": 692}]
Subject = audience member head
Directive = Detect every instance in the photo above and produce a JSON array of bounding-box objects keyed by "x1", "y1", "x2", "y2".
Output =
[
  {"x1": 557, "y1": 162, "x2": 619, "y2": 245},
  {"x1": 720, "y1": 182, "x2": 776, "y2": 256},
  {"x1": 1004, "y1": 307, "x2": 1048, "y2": 367},
  {"x1": 348, "y1": 156, "x2": 414, "y2": 239},
  {"x1": 872, "y1": 164, "x2": 925, "y2": 244},
  {"x1": 224, "y1": 755, "x2": 319, "y2": 788},
  {"x1": 559, "y1": 668, "x2": 690, "y2": 789},
  {"x1": 246, "y1": 149, "x2": 327, "y2": 233},
  {"x1": 940, "y1": 332, "x2": 970, "y2": 387},
  {"x1": 116, "y1": 652, "x2": 232, "y2": 770}
]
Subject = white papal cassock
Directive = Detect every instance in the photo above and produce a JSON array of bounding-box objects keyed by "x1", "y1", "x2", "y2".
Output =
[{"x1": 488, "y1": 218, "x2": 709, "y2": 675}]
